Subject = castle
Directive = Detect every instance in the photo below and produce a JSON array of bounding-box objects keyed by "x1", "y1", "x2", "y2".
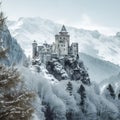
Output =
[{"x1": 32, "y1": 25, "x2": 78, "y2": 63}]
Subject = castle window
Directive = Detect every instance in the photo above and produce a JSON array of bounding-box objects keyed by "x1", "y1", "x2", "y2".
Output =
[{"x1": 59, "y1": 40, "x2": 63, "y2": 43}]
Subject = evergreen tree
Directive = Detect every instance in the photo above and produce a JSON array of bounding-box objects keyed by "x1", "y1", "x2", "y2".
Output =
[
  {"x1": 0, "y1": 65, "x2": 35, "y2": 120},
  {"x1": 77, "y1": 84, "x2": 86, "y2": 113},
  {"x1": 107, "y1": 84, "x2": 115, "y2": 99},
  {"x1": 44, "y1": 103, "x2": 53, "y2": 120},
  {"x1": 76, "y1": 54, "x2": 79, "y2": 61},
  {"x1": 66, "y1": 81, "x2": 73, "y2": 96},
  {"x1": 0, "y1": 2, "x2": 8, "y2": 58},
  {"x1": 118, "y1": 93, "x2": 120, "y2": 100},
  {"x1": 0, "y1": 4, "x2": 35, "y2": 119},
  {"x1": 66, "y1": 111, "x2": 72, "y2": 120},
  {"x1": 0, "y1": 2, "x2": 7, "y2": 30}
]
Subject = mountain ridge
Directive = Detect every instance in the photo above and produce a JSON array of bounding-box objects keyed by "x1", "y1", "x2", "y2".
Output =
[
  {"x1": 7, "y1": 17, "x2": 120, "y2": 66},
  {"x1": 80, "y1": 53, "x2": 120, "y2": 83}
]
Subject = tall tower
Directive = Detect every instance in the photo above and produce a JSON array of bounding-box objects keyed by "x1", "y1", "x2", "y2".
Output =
[
  {"x1": 55, "y1": 25, "x2": 70, "y2": 57},
  {"x1": 32, "y1": 40, "x2": 37, "y2": 58}
]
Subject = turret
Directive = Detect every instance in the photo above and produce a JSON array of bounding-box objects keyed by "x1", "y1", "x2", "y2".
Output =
[
  {"x1": 32, "y1": 40, "x2": 37, "y2": 58},
  {"x1": 70, "y1": 43, "x2": 78, "y2": 56},
  {"x1": 55, "y1": 25, "x2": 70, "y2": 57},
  {"x1": 59, "y1": 25, "x2": 68, "y2": 35}
]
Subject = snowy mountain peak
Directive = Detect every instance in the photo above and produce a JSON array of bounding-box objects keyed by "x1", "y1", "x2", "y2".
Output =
[{"x1": 7, "y1": 17, "x2": 120, "y2": 66}]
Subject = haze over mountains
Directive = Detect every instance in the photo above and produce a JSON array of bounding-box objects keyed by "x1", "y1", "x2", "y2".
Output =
[
  {"x1": 7, "y1": 17, "x2": 120, "y2": 65},
  {"x1": 7, "y1": 17, "x2": 120, "y2": 83},
  {"x1": 80, "y1": 53, "x2": 120, "y2": 83},
  {"x1": 0, "y1": 16, "x2": 120, "y2": 120}
]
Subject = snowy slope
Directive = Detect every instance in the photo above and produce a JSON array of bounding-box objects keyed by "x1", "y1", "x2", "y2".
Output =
[
  {"x1": 18, "y1": 64, "x2": 120, "y2": 120},
  {"x1": 7, "y1": 17, "x2": 120, "y2": 65},
  {"x1": 0, "y1": 25, "x2": 26, "y2": 65},
  {"x1": 80, "y1": 53, "x2": 120, "y2": 83},
  {"x1": 99, "y1": 73, "x2": 120, "y2": 94}
]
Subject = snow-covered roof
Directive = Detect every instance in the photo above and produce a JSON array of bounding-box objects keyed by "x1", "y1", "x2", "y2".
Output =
[
  {"x1": 33, "y1": 40, "x2": 37, "y2": 43},
  {"x1": 60, "y1": 25, "x2": 68, "y2": 33}
]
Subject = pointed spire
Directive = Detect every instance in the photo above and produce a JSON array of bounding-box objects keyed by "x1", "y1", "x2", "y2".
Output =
[
  {"x1": 60, "y1": 25, "x2": 67, "y2": 33},
  {"x1": 33, "y1": 40, "x2": 36, "y2": 43}
]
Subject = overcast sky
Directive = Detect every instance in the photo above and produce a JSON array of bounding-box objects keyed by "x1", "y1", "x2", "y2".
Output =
[{"x1": 2, "y1": 0, "x2": 120, "y2": 35}]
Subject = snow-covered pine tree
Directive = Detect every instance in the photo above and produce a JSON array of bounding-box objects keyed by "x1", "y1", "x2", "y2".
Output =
[
  {"x1": 107, "y1": 84, "x2": 116, "y2": 99},
  {"x1": 0, "y1": 65, "x2": 35, "y2": 120},
  {"x1": 64, "y1": 56, "x2": 90, "y2": 85},
  {"x1": 77, "y1": 84, "x2": 86, "y2": 113},
  {"x1": 46, "y1": 59, "x2": 68, "y2": 80},
  {"x1": 118, "y1": 93, "x2": 120, "y2": 100},
  {"x1": 0, "y1": 6, "x2": 35, "y2": 120},
  {"x1": 0, "y1": 5, "x2": 7, "y2": 58},
  {"x1": 44, "y1": 103, "x2": 54, "y2": 120},
  {"x1": 0, "y1": 4, "x2": 6, "y2": 30},
  {"x1": 66, "y1": 81, "x2": 73, "y2": 96},
  {"x1": 66, "y1": 112, "x2": 72, "y2": 120}
]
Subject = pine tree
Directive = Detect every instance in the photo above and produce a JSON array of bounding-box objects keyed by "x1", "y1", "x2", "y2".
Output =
[
  {"x1": 76, "y1": 54, "x2": 79, "y2": 61},
  {"x1": 0, "y1": 2, "x2": 7, "y2": 30},
  {"x1": 66, "y1": 111, "x2": 72, "y2": 120},
  {"x1": 118, "y1": 93, "x2": 120, "y2": 100},
  {"x1": 66, "y1": 81, "x2": 73, "y2": 96},
  {"x1": 0, "y1": 2, "x2": 8, "y2": 58},
  {"x1": 107, "y1": 84, "x2": 115, "y2": 99},
  {"x1": 77, "y1": 84, "x2": 86, "y2": 113},
  {"x1": 44, "y1": 103, "x2": 53, "y2": 120},
  {"x1": 0, "y1": 48, "x2": 7, "y2": 58},
  {"x1": 0, "y1": 4, "x2": 35, "y2": 119},
  {"x1": 0, "y1": 65, "x2": 35, "y2": 120}
]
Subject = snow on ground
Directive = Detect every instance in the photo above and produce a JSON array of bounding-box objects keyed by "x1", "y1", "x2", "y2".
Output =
[{"x1": 17, "y1": 64, "x2": 120, "y2": 120}]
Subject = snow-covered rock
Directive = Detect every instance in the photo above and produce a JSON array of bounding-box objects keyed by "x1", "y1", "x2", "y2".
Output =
[
  {"x1": 0, "y1": 25, "x2": 25, "y2": 65},
  {"x1": 46, "y1": 56, "x2": 90, "y2": 85}
]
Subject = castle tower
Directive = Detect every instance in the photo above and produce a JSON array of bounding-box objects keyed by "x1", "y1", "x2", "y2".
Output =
[
  {"x1": 71, "y1": 43, "x2": 78, "y2": 56},
  {"x1": 32, "y1": 40, "x2": 37, "y2": 58},
  {"x1": 55, "y1": 25, "x2": 70, "y2": 57}
]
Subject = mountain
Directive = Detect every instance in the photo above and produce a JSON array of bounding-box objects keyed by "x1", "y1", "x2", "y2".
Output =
[
  {"x1": 99, "y1": 73, "x2": 120, "y2": 93},
  {"x1": 0, "y1": 25, "x2": 25, "y2": 65},
  {"x1": 7, "y1": 17, "x2": 120, "y2": 65},
  {"x1": 80, "y1": 53, "x2": 120, "y2": 83},
  {"x1": 2, "y1": 17, "x2": 120, "y2": 120}
]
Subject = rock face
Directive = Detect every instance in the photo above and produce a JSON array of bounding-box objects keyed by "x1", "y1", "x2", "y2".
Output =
[
  {"x1": 64, "y1": 56, "x2": 90, "y2": 85},
  {"x1": 46, "y1": 56, "x2": 90, "y2": 85},
  {"x1": 46, "y1": 58, "x2": 69, "y2": 80},
  {"x1": 0, "y1": 26, "x2": 25, "y2": 65}
]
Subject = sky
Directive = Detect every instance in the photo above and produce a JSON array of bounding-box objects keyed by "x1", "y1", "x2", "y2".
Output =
[{"x1": 2, "y1": 0, "x2": 120, "y2": 35}]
